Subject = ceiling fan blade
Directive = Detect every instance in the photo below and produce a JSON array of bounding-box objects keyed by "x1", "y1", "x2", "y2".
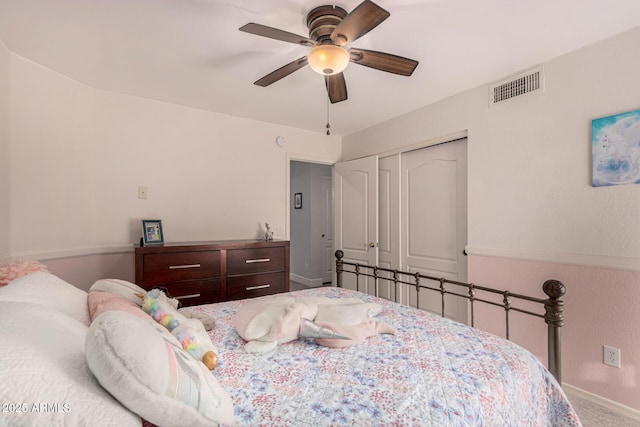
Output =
[
  {"x1": 325, "y1": 73, "x2": 348, "y2": 104},
  {"x1": 330, "y1": 0, "x2": 390, "y2": 46},
  {"x1": 239, "y1": 23, "x2": 316, "y2": 47},
  {"x1": 254, "y1": 57, "x2": 309, "y2": 87},
  {"x1": 349, "y1": 48, "x2": 418, "y2": 76}
]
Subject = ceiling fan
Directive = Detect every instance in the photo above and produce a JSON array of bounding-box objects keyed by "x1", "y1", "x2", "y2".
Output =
[{"x1": 239, "y1": 0, "x2": 419, "y2": 104}]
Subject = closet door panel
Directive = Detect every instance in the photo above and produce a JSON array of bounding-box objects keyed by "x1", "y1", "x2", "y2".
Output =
[
  {"x1": 378, "y1": 155, "x2": 400, "y2": 301},
  {"x1": 401, "y1": 140, "x2": 468, "y2": 322},
  {"x1": 334, "y1": 156, "x2": 378, "y2": 294}
]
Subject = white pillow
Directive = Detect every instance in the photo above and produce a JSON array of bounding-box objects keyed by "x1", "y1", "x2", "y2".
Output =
[
  {"x1": 90, "y1": 278, "x2": 148, "y2": 306},
  {"x1": 0, "y1": 301, "x2": 140, "y2": 427},
  {"x1": 86, "y1": 310, "x2": 234, "y2": 427},
  {"x1": 0, "y1": 272, "x2": 90, "y2": 325}
]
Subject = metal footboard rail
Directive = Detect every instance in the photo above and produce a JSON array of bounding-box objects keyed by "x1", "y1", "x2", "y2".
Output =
[{"x1": 334, "y1": 250, "x2": 565, "y2": 383}]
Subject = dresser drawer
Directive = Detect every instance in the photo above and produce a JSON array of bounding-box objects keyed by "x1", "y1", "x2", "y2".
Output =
[
  {"x1": 226, "y1": 272, "x2": 285, "y2": 300},
  {"x1": 142, "y1": 279, "x2": 222, "y2": 307},
  {"x1": 142, "y1": 251, "x2": 220, "y2": 285},
  {"x1": 227, "y1": 247, "x2": 285, "y2": 275}
]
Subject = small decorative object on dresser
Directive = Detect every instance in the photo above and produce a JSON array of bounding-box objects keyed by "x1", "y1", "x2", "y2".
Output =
[
  {"x1": 141, "y1": 219, "x2": 164, "y2": 246},
  {"x1": 264, "y1": 223, "x2": 274, "y2": 241},
  {"x1": 135, "y1": 240, "x2": 290, "y2": 306}
]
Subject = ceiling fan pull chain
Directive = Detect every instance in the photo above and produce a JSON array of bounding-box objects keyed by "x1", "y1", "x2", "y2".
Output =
[{"x1": 326, "y1": 93, "x2": 331, "y2": 136}]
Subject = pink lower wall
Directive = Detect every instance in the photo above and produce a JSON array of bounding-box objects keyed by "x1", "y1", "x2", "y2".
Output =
[
  {"x1": 42, "y1": 252, "x2": 134, "y2": 292},
  {"x1": 469, "y1": 254, "x2": 640, "y2": 411}
]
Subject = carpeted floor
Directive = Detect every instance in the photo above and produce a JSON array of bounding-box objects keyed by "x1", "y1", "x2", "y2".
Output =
[
  {"x1": 290, "y1": 281, "x2": 325, "y2": 291},
  {"x1": 565, "y1": 389, "x2": 640, "y2": 426}
]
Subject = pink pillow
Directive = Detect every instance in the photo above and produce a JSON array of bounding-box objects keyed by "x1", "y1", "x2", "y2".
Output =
[
  {"x1": 88, "y1": 291, "x2": 150, "y2": 323},
  {"x1": 0, "y1": 260, "x2": 49, "y2": 286}
]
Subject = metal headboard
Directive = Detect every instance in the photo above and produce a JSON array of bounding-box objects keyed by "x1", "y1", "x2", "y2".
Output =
[{"x1": 334, "y1": 250, "x2": 566, "y2": 383}]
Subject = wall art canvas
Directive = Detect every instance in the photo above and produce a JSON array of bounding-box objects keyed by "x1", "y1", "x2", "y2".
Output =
[{"x1": 592, "y1": 108, "x2": 640, "y2": 187}]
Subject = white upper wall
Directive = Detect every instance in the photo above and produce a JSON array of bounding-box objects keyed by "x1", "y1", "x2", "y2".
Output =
[
  {"x1": 0, "y1": 39, "x2": 9, "y2": 259},
  {"x1": 8, "y1": 55, "x2": 341, "y2": 258},
  {"x1": 343, "y1": 26, "x2": 640, "y2": 269},
  {"x1": 6, "y1": 26, "x2": 640, "y2": 267}
]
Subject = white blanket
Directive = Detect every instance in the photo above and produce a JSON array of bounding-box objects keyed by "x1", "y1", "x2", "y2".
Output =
[{"x1": 0, "y1": 301, "x2": 140, "y2": 426}]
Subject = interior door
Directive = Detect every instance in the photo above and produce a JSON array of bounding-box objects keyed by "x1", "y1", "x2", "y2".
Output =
[
  {"x1": 401, "y1": 139, "x2": 468, "y2": 322},
  {"x1": 334, "y1": 156, "x2": 378, "y2": 293}
]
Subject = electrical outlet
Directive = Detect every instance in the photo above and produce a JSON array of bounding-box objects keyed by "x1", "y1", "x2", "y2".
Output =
[{"x1": 603, "y1": 345, "x2": 621, "y2": 368}]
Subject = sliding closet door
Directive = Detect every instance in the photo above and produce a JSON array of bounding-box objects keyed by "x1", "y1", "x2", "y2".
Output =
[
  {"x1": 334, "y1": 156, "x2": 378, "y2": 293},
  {"x1": 401, "y1": 139, "x2": 468, "y2": 322}
]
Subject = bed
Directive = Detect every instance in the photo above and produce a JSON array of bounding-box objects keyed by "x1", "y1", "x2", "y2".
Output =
[
  {"x1": 188, "y1": 286, "x2": 579, "y2": 426},
  {"x1": 0, "y1": 260, "x2": 582, "y2": 426}
]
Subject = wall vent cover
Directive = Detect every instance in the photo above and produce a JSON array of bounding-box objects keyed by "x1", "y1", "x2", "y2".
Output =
[{"x1": 490, "y1": 66, "x2": 543, "y2": 105}]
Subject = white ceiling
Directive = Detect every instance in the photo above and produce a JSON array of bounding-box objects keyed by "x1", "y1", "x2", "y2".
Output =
[{"x1": 1, "y1": 0, "x2": 639, "y2": 136}]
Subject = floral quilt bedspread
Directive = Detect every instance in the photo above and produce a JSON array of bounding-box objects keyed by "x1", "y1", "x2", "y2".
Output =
[{"x1": 187, "y1": 287, "x2": 581, "y2": 426}]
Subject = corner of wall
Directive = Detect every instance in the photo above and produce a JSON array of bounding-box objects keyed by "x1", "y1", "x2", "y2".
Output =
[{"x1": 0, "y1": 39, "x2": 11, "y2": 258}]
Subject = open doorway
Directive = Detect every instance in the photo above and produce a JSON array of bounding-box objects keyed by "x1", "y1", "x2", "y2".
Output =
[{"x1": 289, "y1": 160, "x2": 333, "y2": 288}]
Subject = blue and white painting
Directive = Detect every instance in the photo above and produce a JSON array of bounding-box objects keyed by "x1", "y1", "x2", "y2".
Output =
[{"x1": 592, "y1": 109, "x2": 640, "y2": 187}]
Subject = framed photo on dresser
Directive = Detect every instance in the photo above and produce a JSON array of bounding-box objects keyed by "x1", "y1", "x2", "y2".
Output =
[{"x1": 142, "y1": 219, "x2": 164, "y2": 246}]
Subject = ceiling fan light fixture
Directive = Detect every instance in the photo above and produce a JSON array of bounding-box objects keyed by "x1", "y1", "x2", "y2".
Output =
[{"x1": 307, "y1": 45, "x2": 350, "y2": 75}]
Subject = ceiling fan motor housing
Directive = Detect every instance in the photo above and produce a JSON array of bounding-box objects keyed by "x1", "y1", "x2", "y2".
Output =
[{"x1": 306, "y1": 5, "x2": 348, "y2": 43}]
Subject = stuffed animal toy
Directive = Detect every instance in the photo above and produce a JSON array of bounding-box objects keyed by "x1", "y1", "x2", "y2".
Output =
[
  {"x1": 313, "y1": 301, "x2": 397, "y2": 348},
  {"x1": 138, "y1": 286, "x2": 216, "y2": 331},
  {"x1": 140, "y1": 289, "x2": 219, "y2": 370},
  {"x1": 235, "y1": 295, "x2": 396, "y2": 353},
  {"x1": 179, "y1": 308, "x2": 216, "y2": 331}
]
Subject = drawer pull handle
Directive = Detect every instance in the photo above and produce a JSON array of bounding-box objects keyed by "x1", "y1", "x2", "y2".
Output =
[
  {"x1": 245, "y1": 258, "x2": 270, "y2": 264},
  {"x1": 168, "y1": 264, "x2": 201, "y2": 270},
  {"x1": 176, "y1": 293, "x2": 201, "y2": 300},
  {"x1": 245, "y1": 284, "x2": 271, "y2": 291}
]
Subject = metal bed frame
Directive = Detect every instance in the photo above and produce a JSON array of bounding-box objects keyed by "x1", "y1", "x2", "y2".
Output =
[{"x1": 334, "y1": 250, "x2": 566, "y2": 383}]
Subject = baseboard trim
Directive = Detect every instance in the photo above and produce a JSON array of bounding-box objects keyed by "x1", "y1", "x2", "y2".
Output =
[
  {"x1": 465, "y1": 246, "x2": 640, "y2": 272},
  {"x1": 290, "y1": 273, "x2": 323, "y2": 288},
  {"x1": 563, "y1": 383, "x2": 640, "y2": 421}
]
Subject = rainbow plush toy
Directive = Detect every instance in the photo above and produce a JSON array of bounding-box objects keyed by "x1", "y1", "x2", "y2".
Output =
[
  {"x1": 142, "y1": 292, "x2": 181, "y2": 330},
  {"x1": 140, "y1": 289, "x2": 219, "y2": 370}
]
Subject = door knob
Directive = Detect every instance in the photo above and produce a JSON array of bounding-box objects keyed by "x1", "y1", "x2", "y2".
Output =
[{"x1": 369, "y1": 242, "x2": 375, "y2": 248}]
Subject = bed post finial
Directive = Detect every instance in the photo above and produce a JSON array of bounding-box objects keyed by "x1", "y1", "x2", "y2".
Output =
[
  {"x1": 543, "y1": 279, "x2": 566, "y2": 300},
  {"x1": 335, "y1": 250, "x2": 344, "y2": 288},
  {"x1": 543, "y1": 279, "x2": 565, "y2": 385}
]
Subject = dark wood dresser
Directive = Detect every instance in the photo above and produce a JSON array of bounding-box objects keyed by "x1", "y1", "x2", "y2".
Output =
[{"x1": 134, "y1": 240, "x2": 290, "y2": 306}]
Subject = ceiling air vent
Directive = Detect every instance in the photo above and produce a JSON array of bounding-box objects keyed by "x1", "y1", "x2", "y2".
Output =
[{"x1": 489, "y1": 66, "x2": 543, "y2": 105}]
